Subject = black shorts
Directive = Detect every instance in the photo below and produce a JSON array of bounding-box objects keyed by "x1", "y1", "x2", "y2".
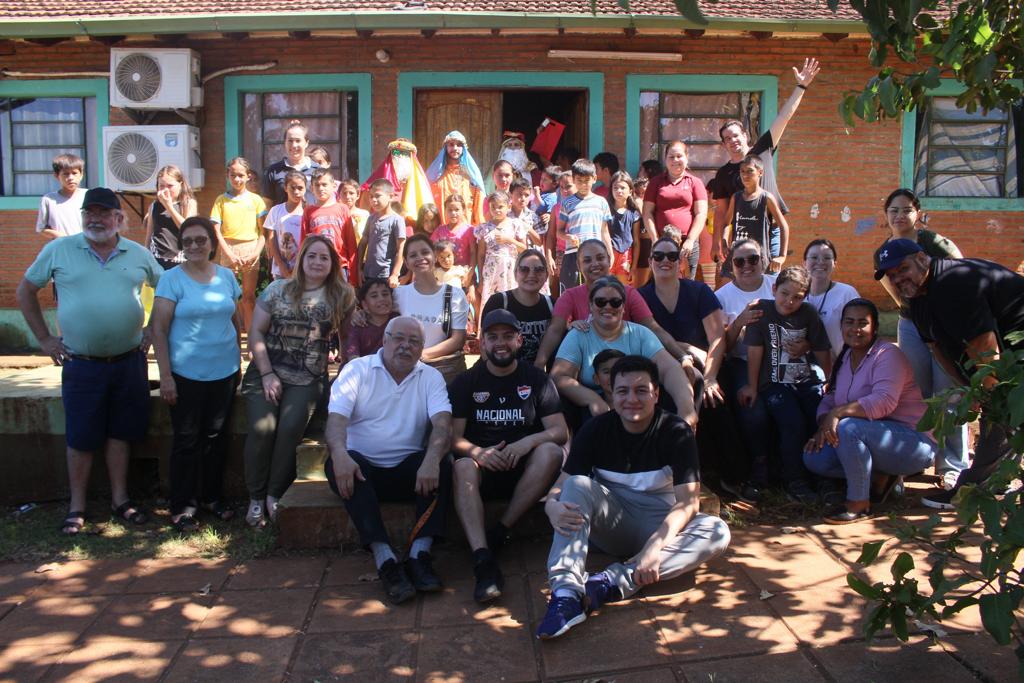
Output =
[{"x1": 61, "y1": 350, "x2": 150, "y2": 451}]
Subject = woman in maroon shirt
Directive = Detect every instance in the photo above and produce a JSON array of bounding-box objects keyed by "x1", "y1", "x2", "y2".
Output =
[{"x1": 642, "y1": 141, "x2": 709, "y2": 280}]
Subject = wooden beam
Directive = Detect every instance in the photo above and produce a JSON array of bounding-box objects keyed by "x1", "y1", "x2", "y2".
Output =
[
  {"x1": 155, "y1": 33, "x2": 188, "y2": 44},
  {"x1": 748, "y1": 31, "x2": 773, "y2": 40},
  {"x1": 24, "y1": 37, "x2": 67, "y2": 47},
  {"x1": 421, "y1": 29, "x2": 437, "y2": 38},
  {"x1": 90, "y1": 35, "x2": 125, "y2": 46},
  {"x1": 223, "y1": 32, "x2": 249, "y2": 41},
  {"x1": 288, "y1": 30, "x2": 311, "y2": 40},
  {"x1": 823, "y1": 32, "x2": 848, "y2": 42},
  {"x1": 684, "y1": 29, "x2": 705, "y2": 39},
  {"x1": 356, "y1": 29, "x2": 374, "y2": 39}
]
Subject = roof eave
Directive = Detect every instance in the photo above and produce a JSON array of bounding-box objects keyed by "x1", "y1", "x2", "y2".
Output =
[{"x1": 0, "y1": 11, "x2": 870, "y2": 40}]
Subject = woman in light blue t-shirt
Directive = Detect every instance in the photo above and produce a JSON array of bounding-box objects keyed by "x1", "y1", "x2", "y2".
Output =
[
  {"x1": 151, "y1": 216, "x2": 242, "y2": 532},
  {"x1": 551, "y1": 276, "x2": 697, "y2": 428}
]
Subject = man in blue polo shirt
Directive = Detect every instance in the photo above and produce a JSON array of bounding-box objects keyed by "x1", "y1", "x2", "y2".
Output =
[{"x1": 17, "y1": 187, "x2": 163, "y2": 536}]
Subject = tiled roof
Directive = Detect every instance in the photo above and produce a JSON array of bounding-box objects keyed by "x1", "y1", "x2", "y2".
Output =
[{"x1": 0, "y1": 0, "x2": 865, "y2": 22}]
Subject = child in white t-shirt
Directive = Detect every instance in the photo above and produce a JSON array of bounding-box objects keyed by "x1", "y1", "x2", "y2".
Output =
[{"x1": 36, "y1": 153, "x2": 87, "y2": 240}]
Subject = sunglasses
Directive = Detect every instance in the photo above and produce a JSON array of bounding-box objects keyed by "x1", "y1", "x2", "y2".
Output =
[
  {"x1": 517, "y1": 264, "x2": 546, "y2": 275},
  {"x1": 593, "y1": 297, "x2": 624, "y2": 309},
  {"x1": 732, "y1": 254, "x2": 761, "y2": 268},
  {"x1": 181, "y1": 236, "x2": 209, "y2": 247},
  {"x1": 650, "y1": 251, "x2": 680, "y2": 262}
]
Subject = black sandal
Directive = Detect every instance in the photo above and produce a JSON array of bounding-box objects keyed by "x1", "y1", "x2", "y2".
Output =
[
  {"x1": 200, "y1": 501, "x2": 235, "y2": 522},
  {"x1": 171, "y1": 514, "x2": 200, "y2": 533},
  {"x1": 111, "y1": 500, "x2": 149, "y2": 525},
  {"x1": 61, "y1": 511, "x2": 86, "y2": 536}
]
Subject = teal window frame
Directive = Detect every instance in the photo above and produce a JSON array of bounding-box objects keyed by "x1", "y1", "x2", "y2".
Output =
[
  {"x1": 396, "y1": 71, "x2": 604, "y2": 156},
  {"x1": 0, "y1": 78, "x2": 108, "y2": 210},
  {"x1": 900, "y1": 79, "x2": 1023, "y2": 212},
  {"x1": 625, "y1": 74, "x2": 778, "y2": 177},
  {"x1": 224, "y1": 73, "x2": 373, "y2": 184}
]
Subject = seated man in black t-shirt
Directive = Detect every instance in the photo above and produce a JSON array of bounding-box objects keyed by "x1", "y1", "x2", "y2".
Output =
[
  {"x1": 536, "y1": 355, "x2": 731, "y2": 640},
  {"x1": 876, "y1": 239, "x2": 1024, "y2": 510},
  {"x1": 450, "y1": 309, "x2": 569, "y2": 603}
]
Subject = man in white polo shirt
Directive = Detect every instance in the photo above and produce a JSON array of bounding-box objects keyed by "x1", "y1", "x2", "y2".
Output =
[{"x1": 324, "y1": 316, "x2": 453, "y2": 604}]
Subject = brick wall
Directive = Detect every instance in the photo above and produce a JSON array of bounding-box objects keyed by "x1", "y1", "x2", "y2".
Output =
[{"x1": 2, "y1": 32, "x2": 1021, "y2": 309}]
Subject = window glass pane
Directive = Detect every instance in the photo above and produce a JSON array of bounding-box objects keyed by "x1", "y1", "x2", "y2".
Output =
[
  {"x1": 929, "y1": 122, "x2": 1007, "y2": 149},
  {"x1": 263, "y1": 92, "x2": 339, "y2": 117},
  {"x1": 928, "y1": 173, "x2": 1003, "y2": 197},
  {"x1": 10, "y1": 98, "x2": 83, "y2": 122},
  {"x1": 930, "y1": 97, "x2": 1007, "y2": 122},
  {"x1": 242, "y1": 93, "x2": 262, "y2": 170},
  {"x1": 14, "y1": 147, "x2": 84, "y2": 172},
  {"x1": 661, "y1": 92, "x2": 741, "y2": 117},
  {"x1": 683, "y1": 143, "x2": 730, "y2": 170},
  {"x1": 660, "y1": 117, "x2": 722, "y2": 141},
  {"x1": 928, "y1": 146, "x2": 1004, "y2": 174},
  {"x1": 14, "y1": 173, "x2": 57, "y2": 195},
  {"x1": 13, "y1": 122, "x2": 83, "y2": 146}
]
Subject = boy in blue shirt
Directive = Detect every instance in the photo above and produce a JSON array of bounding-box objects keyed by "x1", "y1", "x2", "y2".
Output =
[{"x1": 556, "y1": 159, "x2": 612, "y2": 292}]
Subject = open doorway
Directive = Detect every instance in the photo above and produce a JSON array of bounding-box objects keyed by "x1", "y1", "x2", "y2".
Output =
[{"x1": 413, "y1": 88, "x2": 588, "y2": 175}]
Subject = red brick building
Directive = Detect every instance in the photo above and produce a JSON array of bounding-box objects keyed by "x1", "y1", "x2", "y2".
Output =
[{"x1": 0, "y1": 1, "x2": 1020, "y2": 347}]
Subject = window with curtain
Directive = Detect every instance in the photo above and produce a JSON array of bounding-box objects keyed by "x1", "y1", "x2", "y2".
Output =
[
  {"x1": 243, "y1": 91, "x2": 359, "y2": 183},
  {"x1": 0, "y1": 97, "x2": 98, "y2": 196},
  {"x1": 638, "y1": 91, "x2": 761, "y2": 184},
  {"x1": 913, "y1": 97, "x2": 1021, "y2": 198}
]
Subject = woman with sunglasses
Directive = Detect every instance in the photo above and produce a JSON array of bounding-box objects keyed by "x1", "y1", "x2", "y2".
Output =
[
  {"x1": 533, "y1": 239, "x2": 691, "y2": 370},
  {"x1": 480, "y1": 249, "x2": 554, "y2": 365},
  {"x1": 876, "y1": 188, "x2": 966, "y2": 491},
  {"x1": 714, "y1": 239, "x2": 779, "y2": 495},
  {"x1": 151, "y1": 217, "x2": 242, "y2": 532},
  {"x1": 551, "y1": 276, "x2": 697, "y2": 428},
  {"x1": 803, "y1": 298, "x2": 936, "y2": 523}
]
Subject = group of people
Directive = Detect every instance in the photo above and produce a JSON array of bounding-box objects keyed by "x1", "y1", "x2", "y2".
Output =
[{"x1": 18, "y1": 55, "x2": 1024, "y2": 642}]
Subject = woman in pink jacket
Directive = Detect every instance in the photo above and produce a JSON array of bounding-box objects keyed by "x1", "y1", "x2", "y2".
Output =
[{"x1": 803, "y1": 298, "x2": 936, "y2": 524}]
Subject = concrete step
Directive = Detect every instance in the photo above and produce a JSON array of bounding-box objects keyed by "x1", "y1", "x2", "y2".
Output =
[
  {"x1": 276, "y1": 478, "x2": 722, "y2": 549},
  {"x1": 296, "y1": 441, "x2": 328, "y2": 481}
]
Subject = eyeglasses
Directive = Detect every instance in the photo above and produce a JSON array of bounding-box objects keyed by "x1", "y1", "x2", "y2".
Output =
[
  {"x1": 384, "y1": 331, "x2": 424, "y2": 347},
  {"x1": 732, "y1": 255, "x2": 761, "y2": 268},
  {"x1": 518, "y1": 264, "x2": 546, "y2": 275},
  {"x1": 806, "y1": 255, "x2": 834, "y2": 263},
  {"x1": 650, "y1": 251, "x2": 680, "y2": 262},
  {"x1": 181, "y1": 236, "x2": 208, "y2": 248},
  {"x1": 593, "y1": 297, "x2": 624, "y2": 309},
  {"x1": 81, "y1": 208, "x2": 117, "y2": 219}
]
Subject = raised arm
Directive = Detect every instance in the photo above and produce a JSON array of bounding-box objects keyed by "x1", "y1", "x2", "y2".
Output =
[{"x1": 769, "y1": 58, "x2": 820, "y2": 144}]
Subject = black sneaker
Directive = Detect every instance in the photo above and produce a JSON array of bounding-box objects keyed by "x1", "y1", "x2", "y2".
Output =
[
  {"x1": 486, "y1": 523, "x2": 510, "y2": 558},
  {"x1": 720, "y1": 480, "x2": 762, "y2": 504},
  {"x1": 473, "y1": 556, "x2": 504, "y2": 603},
  {"x1": 921, "y1": 488, "x2": 956, "y2": 510},
  {"x1": 785, "y1": 479, "x2": 819, "y2": 505},
  {"x1": 406, "y1": 552, "x2": 443, "y2": 592},
  {"x1": 378, "y1": 559, "x2": 416, "y2": 604}
]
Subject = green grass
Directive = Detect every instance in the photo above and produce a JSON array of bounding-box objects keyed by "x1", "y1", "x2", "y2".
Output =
[{"x1": 0, "y1": 500, "x2": 279, "y2": 563}]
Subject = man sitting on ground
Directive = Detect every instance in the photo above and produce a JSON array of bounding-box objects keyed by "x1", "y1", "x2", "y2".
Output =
[
  {"x1": 450, "y1": 310, "x2": 568, "y2": 603},
  {"x1": 536, "y1": 355, "x2": 731, "y2": 639},
  {"x1": 325, "y1": 316, "x2": 453, "y2": 604}
]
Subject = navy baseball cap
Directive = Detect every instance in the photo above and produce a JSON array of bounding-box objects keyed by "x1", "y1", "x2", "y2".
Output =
[
  {"x1": 82, "y1": 187, "x2": 121, "y2": 211},
  {"x1": 873, "y1": 239, "x2": 923, "y2": 280},
  {"x1": 482, "y1": 309, "x2": 521, "y2": 332}
]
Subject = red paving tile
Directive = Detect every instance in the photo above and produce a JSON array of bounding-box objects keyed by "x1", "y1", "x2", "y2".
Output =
[
  {"x1": 40, "y1": 637, "x2": 182, "y2": 683},
  {"x1": 307, "y1": 584, "x2": 418, "y2": 633},
  {"x1": 127, "y1": 558, "x2": 235, "y2": 594},
  {"x1": 193, "y1": 588, "x2": 315, "y2": 638},
  {"x1": 679, "y1": 650, "x2": 826, "y2": 682},
  {"x1": 944, "y1": 632, "x2": 1021, "y2": 681},
  {"x1": 651, "y1": 596, "x2": 800, "y2": 660},
  {"x1": 34, "y1": 559, "x2": 140, "y2": 595},
  {"x1": 760, "y1": 576, "x2": 868, "y2": 647},
  {"x1": 290, "y1": 631, "x2": 417, "y2": 681},
  {"x1": 0, "y1": 563, "x2": 47, "y2": 600},
  {"x1": 82, "y1": 593, "x2": 212, "y2": 641},
  {"x1": 321, "y1": 551, "x2": 383, "y2": 586},
  {"x1": 0, "y1": 643, "x2": 72, "y2": 683},
  {"x1": 559, "y1": 669, "x2": 681, "y2": 682},
  {"x1": 416, "y1": 623, "x2": 539, "y2": 682},
  {"x1": 811, "y1": 637, "x2": 978, "y2": 682},
  {"x1": 163, "y1": 636, "x2": 297, "y2": 682},
  {"x1": 0, "y1": 595, "x2": 111, "y2": 646},
  {"x1": 421, "y1": 574, "x2": 529, "y2": 628},
  {"x1": 225, "y1": 557, "x2": 327, "y2": 590},
  {"x1": 728, "y1": 528, "x2": 849, "y2": 594}
]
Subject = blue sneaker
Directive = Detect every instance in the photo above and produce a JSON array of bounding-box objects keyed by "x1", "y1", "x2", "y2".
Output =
[
  {"x1": 536, "y1": 594, "x2": 585, "y2": 640},
  {"x1": 584, "y1": 571, "x2": 621, "y2": 614}
]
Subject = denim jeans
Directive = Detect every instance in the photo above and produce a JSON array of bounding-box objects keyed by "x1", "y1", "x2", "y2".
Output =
[
  {"x1": 761, "y1": 382, "x2": 822, "y2": 484},
  {"x1": 897, "y1": 317, "x2": 969, "y2": 473},
  {"x1": 720, "y1": 357, "x2": 773, "y2": 485},
  {"x1": 803, "y1": 417, "x2": 937, "y2": 501}
]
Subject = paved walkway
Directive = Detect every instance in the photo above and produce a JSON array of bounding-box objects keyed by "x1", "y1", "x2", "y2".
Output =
[{"x1": 0, "y1": 512, "x2": 1012, "y2": 682}]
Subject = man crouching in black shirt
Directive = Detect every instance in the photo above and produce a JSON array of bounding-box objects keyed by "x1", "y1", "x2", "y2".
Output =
[
  {"x1": 450, "y1": 309, "x2": 569, "y2": 603},
  {"x1": 536, "y1": 355, "x2": 731, "y2": 640}
]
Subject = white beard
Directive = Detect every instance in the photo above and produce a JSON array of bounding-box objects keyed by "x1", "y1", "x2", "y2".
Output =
[
  {"x1": 392, "y1": 154, "x2": 412, "y2": 184},
  {"x1": 499, "y1": 148, "x2": 529, "y2": 174}
]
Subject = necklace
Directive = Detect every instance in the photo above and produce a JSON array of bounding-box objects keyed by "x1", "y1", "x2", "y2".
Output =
[{"x1": 813, "y1": 281, "x2": 833, "y2": 315}]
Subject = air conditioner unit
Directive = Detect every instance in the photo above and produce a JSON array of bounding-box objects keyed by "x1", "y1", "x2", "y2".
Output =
[
  {"x1": 110, "y1": 48, "x2": 203, "y2": 110},
  {"x1": 103, "y1": 125, "x2": 205, "y2": 192}
]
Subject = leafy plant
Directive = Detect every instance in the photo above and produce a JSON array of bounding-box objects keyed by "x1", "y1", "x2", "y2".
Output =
[{"x1": 849, "y1": 336, "x2": 1024, "y2": 676}]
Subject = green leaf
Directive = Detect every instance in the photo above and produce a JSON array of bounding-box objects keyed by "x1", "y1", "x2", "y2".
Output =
[
  {"x1": 941, "y1": 595, "x2": 979, "y2": 619},
  {"x1": 865, "y1": 603, "x2": 890, "y2": 641},
  {"x1": 672, "y1": 0, "x2": 709, "y2": 25},
  {"x1": 891, "y1": 605, "x2": 910, "y2": 641},
  {"x1": 878, "y1": 76, "x2": 899, "y2": 117},
  {"x1": 980, "y1": 592, "x2": 1015, "y2": 645},
  {"x1": 848, "y1": 573, "x2": 884, "y2": 600},
  {"x1": 922, "y1": 66, "x2": 942, "y2": 89},
  {"x1": 858, "y1": 540, "x2": 885, "y2": 566},
  {"x1": 891, "y1": 552, "x2": 915, "y2": 581}
]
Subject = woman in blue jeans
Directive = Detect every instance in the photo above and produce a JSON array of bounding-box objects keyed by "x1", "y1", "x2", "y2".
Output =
[
  {"x1": 876, "y1": 188, "x2": 966, "y2": 489},
  {"x1": 803, "y1": 298, "x2": 936, "y2": 524}
]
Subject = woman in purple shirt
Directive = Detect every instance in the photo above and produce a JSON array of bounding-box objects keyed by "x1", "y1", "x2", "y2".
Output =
[{"x1": 803, "y1": 298, "x2": 936, "y2": 524}]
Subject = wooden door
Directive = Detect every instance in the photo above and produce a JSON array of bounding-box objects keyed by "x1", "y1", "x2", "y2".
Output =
[{"x1": 414, "y1": 90, "x2": 503, "y2": 177}]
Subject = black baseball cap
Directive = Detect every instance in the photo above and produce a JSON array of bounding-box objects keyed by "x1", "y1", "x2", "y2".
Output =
[
  {"x1": 82, "y1": 187, "x2": 121, "y2": 211},
  {"x1": 873, "y1": 239, "x2": 923, "y2": 280},
  {"x1": 481, "y1": 309, "x2": 521, "y2": 333}
]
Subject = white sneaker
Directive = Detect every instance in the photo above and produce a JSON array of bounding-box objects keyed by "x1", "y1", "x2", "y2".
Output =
[
  {"x1": 245, "y1": 499, "x2": 265, "y2": 527},
  {"x1": 941, "y1": 470, "x2": 960, "y2": 491},
  {"x1": 266, "y1": 496, "x2": 279, "y2": 522}
]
